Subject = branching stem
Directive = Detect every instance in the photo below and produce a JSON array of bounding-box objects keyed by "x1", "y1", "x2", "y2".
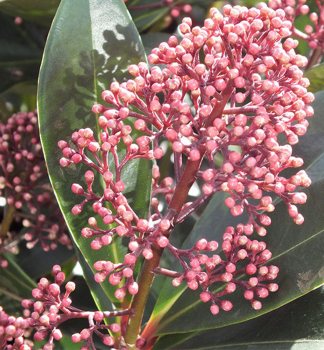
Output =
[{"x1": 124, "y1": 87, "x2": 233, "y2": 349}]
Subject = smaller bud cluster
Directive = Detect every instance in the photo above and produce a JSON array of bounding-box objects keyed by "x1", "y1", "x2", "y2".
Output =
[
  {"x1": 0, "y1": 111, "x2": 71, "y2": 257},
  {"x1": 59, "y1": 120, "x2": 177, "y2": 297},
  {"x1": 165, "y1": 0, "x2": 192, "y2": 19},
  {"x1": 156, "y1": 224, "x2": 278, "y2": 314},
  {"x1": 0, "y1": 306, "x2": 32, "y2": 350},
  {"x1": 22, "y1": 265, "x2": 131, "y2": 349},
  {"x1": 268, "y1": 0, "x2": 324, "y2": 50}
]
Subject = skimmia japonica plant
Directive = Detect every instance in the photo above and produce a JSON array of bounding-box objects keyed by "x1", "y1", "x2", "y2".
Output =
[{"x1": 1, "y1": 0, "x2": 324, "y2": 349}]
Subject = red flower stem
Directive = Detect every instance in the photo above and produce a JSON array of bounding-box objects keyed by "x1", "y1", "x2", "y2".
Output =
[
  {"x1": 124, "y1": 87, "x2": 234, "y2": 349},
  {"x1": 54, "y1": 309, "x2": 134, "y2": 327},
  {"x1": 175, "y1": 188, "x2": 219, "y2": 224},
  {"x1": 153, "y1": 267, "x2": 182, "y2": 278},
  {"x1": 124, "y1": 157, "x2": 204, "y2": 349},
  {"x1": 306, "y1": 46, "x2": 324, "y2": 70},
  {"x1": 292, "y1": 27, "x2": 309, "y2": 41},
  {"x1": 223, "y1": 106, "x2": 258, "y2": 115}
]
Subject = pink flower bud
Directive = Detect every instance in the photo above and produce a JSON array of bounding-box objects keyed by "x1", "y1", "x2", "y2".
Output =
[
  {"x1": 159, "y1": 219, "x2": 171, "y2": 231},
  {"x1": 72, "y1": 333, "x2": 82, "y2": 343},
  {"x1": 128, "y1": 281, "x2": 139, "y2": 295},
  {"x1": 252, "y1": 300, "x2": 262, "y2": 310},
  {"x1": 246, "y1": 264, "x2": 257, "y2": 275},
  {"x1": 157, "y1": 236, "x2": 169, "y2": 248},
  {"x1": 143, "y1": 248, "x2": 153, "y2": 260},
  {"x1": 103, "y1": 336, "x2": 115, "y2": 346}
]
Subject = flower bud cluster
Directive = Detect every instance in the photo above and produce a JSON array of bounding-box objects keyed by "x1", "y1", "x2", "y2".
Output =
[
  {"x1": 0, "y1": 306, "x2": 32, "y2": 350},
  {"x1": 22, "y1": 265, "x2": 126, "y2": 349},
  {"x1": 166, "y1": 224, "x2": 278, "y2": 314},
  {"x1": 59, "y1": 3, "x2": 312, "y2": 314},
  {"x1": 0, "y1": 111, "x2": 71, "y2": 255},
  {"x1": 268, "y1": 0, "x2": 324, "y2": 50},
  {"x1": 166, "y1": 0, "x2": 192, "y2": 19}
]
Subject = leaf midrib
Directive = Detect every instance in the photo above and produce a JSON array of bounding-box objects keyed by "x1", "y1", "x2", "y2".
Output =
[{"x1": 196, "y1": 339, "x2": 324, "y2": 350}]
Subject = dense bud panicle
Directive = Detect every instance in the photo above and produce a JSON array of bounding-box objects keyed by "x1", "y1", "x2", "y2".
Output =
[
  {"x1": 0, "y1": 111, "x2": 72, "y2": 263},
  {"x1": 0, "y1": 306, "x2": 32, "y2": 349},
  {"x1": 18, "y1": 266, "x2": 128, "y2": 349},
  {"x1": 59, "y1": 3, "x2": 313, "y2": 318},
  {"x1": 268, "y1": 0, "x2": 324, "y2": 52}
]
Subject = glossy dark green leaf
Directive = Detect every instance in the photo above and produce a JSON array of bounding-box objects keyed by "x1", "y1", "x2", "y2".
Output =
[
  {"x1": 304, "y1": 64, "x2": 324, "y2": 93},
  {"x1": 38, "y1": 0, "x2": 150, "y2": 309},
  {"x1": 141, "y1": 33, "x2": 171, "y2": 57},
  {"x1": 0, "y1": 294, "x2": 24, "y2": 315},
  {"x1": 16, "y1": 240, "x2": 75, "y2": 279},
  {"x1": 132, "y1": 8, "x2": 169, "y2": 33},
  {"x1": 54, "y1": 336, "x2": 81, "y2": 350},
  {"x1": 34, "y1": 335, "x2": 82, "y2": 350},
  {"x1": 127, "y1": 0, "x2": 169, "y2": 33},
  {"x1": 0, "y1": 12, "x2": 42, "y2": 94},
  {"x1": 155, "y1": 179, "x2": 324, "y2": 335},
  {"x1": 0, "y1": 0, "x2": 60, "y2": 26},
  {"x1": 155, "y1": 286, "x2": 324, "y2": 349},
  {"x1": 0, "y1": 252, "x2": 36, "y2": 300},
  {"x1": 74, "y1": 245, "x2": 114, "y2": 313}
]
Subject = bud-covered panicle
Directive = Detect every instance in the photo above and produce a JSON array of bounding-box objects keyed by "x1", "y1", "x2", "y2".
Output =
[
  {"x1": 59, "y1": 3, "x2": 313, "y2": 315},
  {"x1": 0, "y1": 306, "x2": 32, "y2": 349},
  {"x1": 268, "y1": 0, "x2": 324, "y2": 51},
  {"x1": 0, "y1": 111, "x2": 71, "y2": 263},
  {"x1": 21, "y1": 265, "x2": 129, "y2": 349}
]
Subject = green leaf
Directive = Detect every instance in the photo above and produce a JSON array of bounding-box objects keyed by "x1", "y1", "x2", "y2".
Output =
[
  {"x1": 0, "y1": 293, "x2": 24, "y2": 315},
  {"x1": 304, "y1": 64, "x2": 324, "y2": 93},
  {"x1": 16, "y1": 241, "x2": 75, "y2": 279},
  {"x1": 38, "y1": 0, "x2": 150, "y2": 309},
  {"x1": 0, "y1": 252, "x2": 36, "y2": 300},
  {"x1": 74, "y1": 245, "x2": 114, "y2": 313},
  {"x1": 132, "y1": 8, "x2": 169, "y2": 33},
  {"x1": 155, "y1": 179, "x2": 324, "y2": 334},
  {"x1": 0, "y1": 13, "x2": 42, "y2": 94},
  {"x1": 127, "y1": 0, "x2": 169, "y2": 33},
  {"x1": 0, "y1": 0, "x2": 60, "y2": 26},
  {"x1": 34, "y1": 335, "x2": 83, "y2": 350},
  {"x1": 141, "y1": 33, "x2": 171, "y2": 57},
  {"x1": 155, "y1": 285, "x2": 324, "y2": 349},
  {"x1": 55, "y1": 336, "x2": 81, "y2": 350}
]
